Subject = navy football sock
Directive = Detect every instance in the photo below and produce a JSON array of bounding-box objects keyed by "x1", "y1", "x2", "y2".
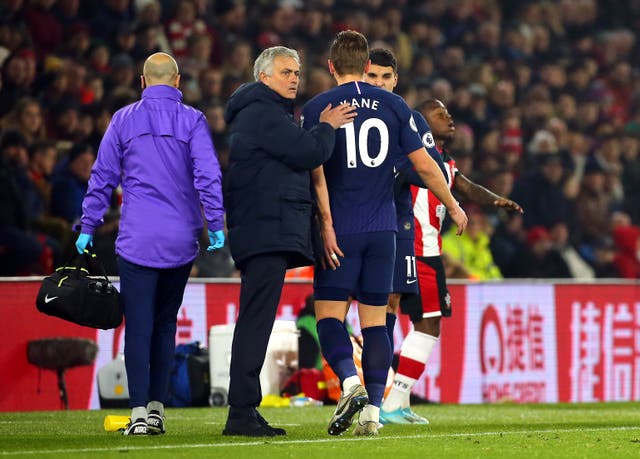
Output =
[
  {"x1": 386, "y1": 312, "x2": 396, "y2": 355},
  {"x1": 317, "y1": 317, "x2": 357, "y2": 382},
  {"x1": 361, "y1": 325, "x2": 391, "y2": 407}
]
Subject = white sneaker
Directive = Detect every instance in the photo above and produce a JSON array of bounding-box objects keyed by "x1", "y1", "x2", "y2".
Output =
[{"x1": 353, "y1": 420, "x2": 378, "y2": 436}]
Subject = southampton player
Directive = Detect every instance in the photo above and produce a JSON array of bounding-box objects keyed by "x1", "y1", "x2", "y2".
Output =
[
  {"x1": 302, "y1": 31, "x2": 467, "y2": 436},
  {"x1": 363, "y1": 48, "x2": 448, "y2": 366},
  {"x1": 380, "y1": 99, "x2": 523, "y2": 424}
]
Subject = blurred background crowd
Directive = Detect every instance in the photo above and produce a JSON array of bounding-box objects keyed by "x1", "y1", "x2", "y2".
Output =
[{"x1": 1, "y1": 0, "x2": 639, "y2": 280}]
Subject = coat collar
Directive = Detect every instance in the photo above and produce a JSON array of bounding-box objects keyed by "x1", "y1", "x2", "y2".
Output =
[{"x1": 141, "y1": 85, "x2": 183, "y2": 101}]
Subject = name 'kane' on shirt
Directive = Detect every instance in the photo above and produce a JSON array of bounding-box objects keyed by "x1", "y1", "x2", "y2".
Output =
[{"x1": 302, "y1": 81, "x2": 424, "y2": 235}]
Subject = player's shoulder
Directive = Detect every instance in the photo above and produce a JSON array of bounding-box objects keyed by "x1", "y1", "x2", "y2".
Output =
[
  {"x1": 411, "y1": 109, "x2": 430, "y2": 129},
  {"x1": 411, "y1": 109, "x2": 429, "y2": 125},
  {"x1": 364, "y1": 84, "x2": 406, "y2": 106},
  {"x1": 303, "y1": 87, "x2": 341, "y2": 113}
]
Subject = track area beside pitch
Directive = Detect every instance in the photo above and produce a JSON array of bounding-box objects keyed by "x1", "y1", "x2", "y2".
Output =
[{"x1": 1, "y1": 403, "x2": 639, "y2": 458}]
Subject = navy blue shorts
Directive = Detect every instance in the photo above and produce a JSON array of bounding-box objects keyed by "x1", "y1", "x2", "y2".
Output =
[
  {"x1": 314, "y1": 231, "x2": 395, "y2": 306},
  {"x1": 392, "y1": 238, "x2": 418, "y2": 294}
]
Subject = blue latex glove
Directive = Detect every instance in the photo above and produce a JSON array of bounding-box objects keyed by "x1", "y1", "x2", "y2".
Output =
[
  {"x1": 207, "y1": 229, "x2": 225, "y2": 252},
  {"x1": 75, "y1": 233, "x2": 93, "y2": 254}
]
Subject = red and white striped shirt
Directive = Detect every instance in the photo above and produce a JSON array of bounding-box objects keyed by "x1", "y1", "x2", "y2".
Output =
[{"x1": 412, "y1": 150, "x2": 458, "y2": 257}]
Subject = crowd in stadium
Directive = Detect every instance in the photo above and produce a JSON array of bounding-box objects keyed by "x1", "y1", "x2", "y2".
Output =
[{"x1": 1, "y1": 0, "x2": 639, "y2": 279}]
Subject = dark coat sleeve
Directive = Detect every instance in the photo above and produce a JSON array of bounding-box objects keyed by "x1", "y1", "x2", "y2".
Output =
[{"x1": 257, "y1": 104, "x2": 335, "y2": 171}]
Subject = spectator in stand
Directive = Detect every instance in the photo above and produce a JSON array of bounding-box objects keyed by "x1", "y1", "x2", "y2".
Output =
[
  {"x1": 490, "y1": 211, "x2": 527, "y2": 277},
  {"x1": 131, "y1": 23, "x2": 164, "y2": 64},
  {"x1": 574, "y1": 156, "x2": 613, "y2": 247},
  {"x1": 612, "y1": 224, "x2": 640, "y2": 278},
  {"x1": 134, "y1": 1, "x2": 171, "y2": 54},
  {"x1": 548, "y1": 221, "x2": 595, "y2": 279},
  {"x1": 179, "y1": 32, "x2": 213, "y2": 81},
  {"x1": 23, "y1": 0, "x2": 63, "y2": 60},
  {"x1": 0, "y1": 0, "x2": 640, "y2": 282},
  {"x1": 0, "y1": 51, "x2": 35, "y2": 117},
  {"x1": 46, "y1": 101, "x2": 81, "y2": 143},
  {"x1": 441, "y1": 204, "x2": 503, "y2": 280},
  {"x1": 591, "y1": 236, "x2": 620, "y2": 278},
  {"x1": 196, "y1": 67, "x2": 224, "y2": 106},
  {"x1": 104, "y1": 53, "x2": 136, "y2": 94},
  {"x1": 166, "y1": 0, "x2": 209, "y2": 59},
  {"x1": 208, "y1": 0, "x2": 247, "y2": 65},
  {"x1": 26, "y1": 140, "x2": 57, "y2": 208},
  {"x1": 511, "y1": 151, "x2": 572, "y2": 230},
  {"x1": 90, "y1": 0, "x2": 133, "y2": 48},
  {"x1": 50, "y1": 143, "x2": 95, "y2": 225},
  {"x1": 221, "y1": 39, "x2": 254, "y2": 83},
  {"x1": 0, "y1": 97, "x2": 46, "y2": 144},
  {"x1": 0, "y1": 130, "x2": 57, "y2": 275},
  {"x1": 511, "y1": 226, "x2": 572, "y2": 278},
  {"x1": 24, "y1": 140, "x2": 73, "y2": 253},
  {"x1": 620, "y1": 125, "x2": 640, "y2": 223}
]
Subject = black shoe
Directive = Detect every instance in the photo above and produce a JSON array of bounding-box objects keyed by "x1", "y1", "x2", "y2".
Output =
[
  {"x1": 147, "y1": 410, "x2": 165, "y2": 435},
  {"x1": 255, "y1": 409, "x2": 286, "y2": 436},
  {"x1": 222, "y1": 417, "x2": 276, "y2": 437},
  {"x1": 123, "y1": 418, "x2": 148, "y2": 436}
]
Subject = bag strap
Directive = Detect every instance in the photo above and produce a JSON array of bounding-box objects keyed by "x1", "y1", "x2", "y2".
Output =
[
  {"x1": 55, "y1": 249, "x2": 110, "y2": 283},
  {"x1": 55, "y1": 252, "x2": 90, "y2": 279},
  {"x1": 81, "y1": 249, "x2": 112, "y2": 283}
]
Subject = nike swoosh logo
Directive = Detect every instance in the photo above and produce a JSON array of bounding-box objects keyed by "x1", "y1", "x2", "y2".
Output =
[
  {"x1": 406, "y1": 279, "x2": 417, "y2": 284},
  {"x1": 44, "y1": 294, "x2": 58, "y2": 303}
]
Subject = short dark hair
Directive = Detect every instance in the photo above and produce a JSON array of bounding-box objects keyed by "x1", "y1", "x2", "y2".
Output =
[
  {"x1": 329, "y1": 30, "x2": 369, "y2": 76},
  {"x1": 416, "y1": 98, "x2": 444, "y2": 116},
  {"x1": 369, "y1": 48, "x2": 397, "y2": 73},
  {"x1": 28, "y1": 140, "x2": 56, "y2": 159}
]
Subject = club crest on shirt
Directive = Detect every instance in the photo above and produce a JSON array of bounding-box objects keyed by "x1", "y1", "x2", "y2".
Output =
[{"x1": 404, "y1": 222, "x2": 411, "y2": 230}]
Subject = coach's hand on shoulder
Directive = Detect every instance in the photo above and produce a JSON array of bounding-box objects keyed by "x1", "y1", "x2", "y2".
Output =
[
  {"x1": 319, "y1": 103, "x2": 357, "y2": 129},
  {"x1": 448, "y1": 203, "x2": 468, "y2": 236},
  {"x1": 207, "y1": 229, "x2": 225, "y2": 252},
  {"x1": 75, "y1": 233, "x2": 93, "y2": 254}
]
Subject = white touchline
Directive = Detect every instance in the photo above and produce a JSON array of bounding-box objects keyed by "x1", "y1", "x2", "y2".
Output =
[{"x1": 3, "y1": 426, "x2": 640, "y2": 456}]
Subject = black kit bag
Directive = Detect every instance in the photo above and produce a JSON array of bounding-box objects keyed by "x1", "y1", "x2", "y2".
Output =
[{"x1": 36, "y1": 250, "x2": 123, "y2": 329}]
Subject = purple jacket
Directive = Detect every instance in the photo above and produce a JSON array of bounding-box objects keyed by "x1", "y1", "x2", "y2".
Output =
[{"x1": 80, "y1": 85, "x2": 224, "y2": 268}]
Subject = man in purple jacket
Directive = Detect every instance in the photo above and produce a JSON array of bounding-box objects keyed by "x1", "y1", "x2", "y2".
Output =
[{"x1": 75, "y1": 52, "x2": 225, "y2": 436}]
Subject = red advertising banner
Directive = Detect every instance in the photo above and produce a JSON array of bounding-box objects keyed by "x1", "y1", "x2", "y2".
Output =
[
  {"x1": 555, "y1": 283, "x2": 640, "y2": 402},
  {"x1": 1, "y1": 280, "x2": 638, "y2": 411},
  {"x1": 459, "y1": 284, "x2": 558, "y2": 404},
  {"x1": 0, "y1": 282, "x2": 98, "y2": 411}
]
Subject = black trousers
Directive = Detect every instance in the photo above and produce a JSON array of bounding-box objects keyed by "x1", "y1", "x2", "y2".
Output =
[{"x1": 228, "y1": 253, "x2": 289, "y2": 410}]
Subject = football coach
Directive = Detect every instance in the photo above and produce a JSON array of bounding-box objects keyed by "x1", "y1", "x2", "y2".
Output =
[{"x1": 222, "y1": 45, "x2": 356, "y2": 437}]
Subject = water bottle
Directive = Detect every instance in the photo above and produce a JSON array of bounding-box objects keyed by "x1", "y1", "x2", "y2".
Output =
[{"x1": 103, "y1": 415, "x2": 130, "y2": 431}]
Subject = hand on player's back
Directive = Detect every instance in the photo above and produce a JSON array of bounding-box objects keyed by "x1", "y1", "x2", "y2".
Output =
[{"x1": 319, "y1": 103, "x2": 357, "y2": 129}]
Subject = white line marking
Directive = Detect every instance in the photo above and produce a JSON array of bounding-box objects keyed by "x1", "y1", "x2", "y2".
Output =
[{"x1": 1, "y1": 426, "x2": 639, "y2": 456}]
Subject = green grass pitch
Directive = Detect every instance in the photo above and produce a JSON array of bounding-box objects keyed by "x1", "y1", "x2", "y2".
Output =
[{"x1": 1, "y1": 402, "x2": 640, "y2": 458}]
